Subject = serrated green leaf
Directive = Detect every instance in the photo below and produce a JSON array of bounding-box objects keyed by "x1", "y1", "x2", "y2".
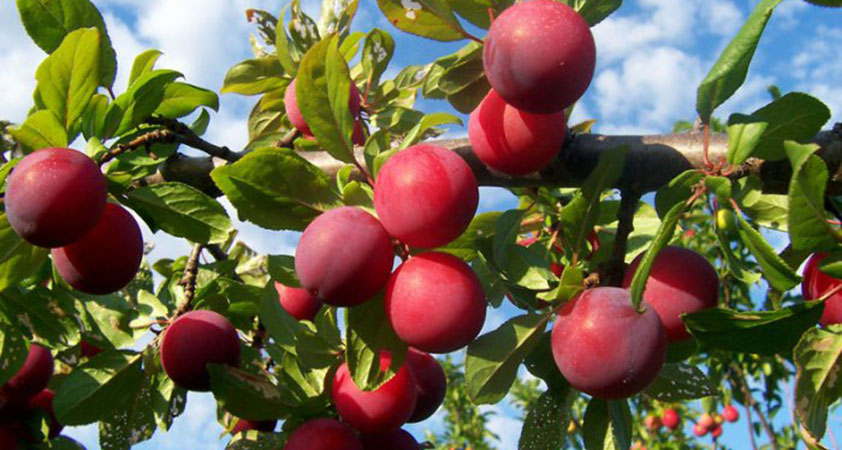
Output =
[
  {"x1": 785, "y1": 141, "x2": 842, "y2": 251},
  {"x1": 258, "y1": 284, "x2": 302, "y2": 353},
  {"x1": 0, "y1": 213, "x2": 49, "y2": 292},
  {"x1": 54, "y1": 351, "x2": 144, "y2": 426},
  {"x1": 345, "y1": 294, "x2": 408, "y2": 391},
  {"x1": 794, "y1": 325, "x2": 842, "y2": 444},
  {"x1": 128, "y1": 49, "x2": 162, "y2": 86},
  {"x1": 654, "y1": 170, "x2": 703, "y2": 219},
  {"x1": 35, "y1": 28, "x2": 101, "y2": 131},
  {"x1": 696, "y1": 0, "x2": 782, "y2": 122},
  {"x1": 98, "y1": 372, "x2": 157, "y2": 450},
  {"x1": 644, "y1": 363, "x2": 716, "y2": 401},
  {"x1": 583, "y1": 398, "x2": 632, "y2": 450},
  {"x1": 376, "y1": 0, "x2": 468, "y2": 41},
  {"x1": 125, "y1": 182, "x2": 231, "y2": 245},
  {"x1": 749, "y1": 93, "x2": 830, "y2": 161},
  {"x1": 466, "y1": 314, "x2": 547, "y2": 404},
  {"x1": 726, "y1": 113, "x2": 768, "y2": 165},
  {"x1": 110, "y1": 69, "x2": 183, "y2": 137},
  {"x1": 439, "y1": 212, "x2": 502, "y2": 261},
  {"x1": 362, "y1": 28, "x2": 395, "y2": 94},
  {"x1": 16, "y1": 0, "x2": 117, "y2": 87},
  {"x1": 683, "y1": 301, "x2": 824, "y2": 355},
  {"x1": 267, "y1": 255, "x2": 300, "y2": 287},
  {"x1": 0, "y1": 325, "x2": 28, "y2": 386},
  {"x1": 211, "y1": 147, "x2": 342, "y2": 231},
  {"x1": 518, "y1": 387, "x2": 573, "y2": 450}
]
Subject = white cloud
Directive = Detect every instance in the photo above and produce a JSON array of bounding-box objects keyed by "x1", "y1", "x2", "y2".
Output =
[{"x1": 790, "y1": 26, "x2": 842, "y2": 123}]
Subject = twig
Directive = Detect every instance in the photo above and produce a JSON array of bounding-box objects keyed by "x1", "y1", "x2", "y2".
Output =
[
  {"x1": 732, "y1": 363, "x2": 779, "y2": 450},
  {"x1": 604, "y1": 188, "x2": 640, "y2": 286},
  {"x1": 275, "y1": 128, "x2": 300, "y2": 149},
  {"x1": 147, "y1": 116, "x2": 242, "y2": 162},
  {"x1": 175, "y1": 244, "x2": 203, "y2": 317},
  {"x1": 99, "y1": 128, "x2": 175, "y2": 165}
]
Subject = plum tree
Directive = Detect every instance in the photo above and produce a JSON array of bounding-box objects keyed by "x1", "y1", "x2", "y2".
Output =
[
  {"x1": 5, "y1": 148, "x2": 106, "y2": 248},
  {"x1": 405, "y1": 348, "x2": 447, "y2": 423},
  {"x1": 483, "y1": 0, "x2": 595, "y2": 113},
  {"x1": 160, "y1": 310, "x2": 241, "y2": 391},
  {"x1": 374, "y1": 144, "x2": 479, "y2": 249},
  {"x1": 551, "y1": 287, "x2": 666, "y2": 399},
  {"x1": 0, "y1": 343, "x2": 53, "y2": 416},
  {"x1": 283, "y1": 418, "x2": 363, "y2": 450},
  {"x1": 284, "y1": 78, "x2": 361, "y2": 138},
  {"x1": 27, "y1": 390, "x2": 62, "y2": 438},
  {"x1": 275, "y1": 282, "x2": 322, "y2": 321},
  {"x1": 295, "y1": 207, "x2": 394, "y2": 307},
  {"x1": 331, "y1": 351, "x2": 417, "y2": 435},
  {"x1": 229, "y1": 418, "x2": 276, "y2": 435},
  {"x1": 623, "y1": 246, "x2": 719, "y2": 341},
  {"x1": 51, "y1": 203, "x2": 144, "y2": 295},
  {"x1": 802, "y1": 253, "x2": 842, "y2": 325},
  {"x1": 662, "y1": 408, "x2": 680, "y2": 430},
  {"x1": 722, "y1": 405, "x2": 739, "y2": 423},
  {"x1": 468, "y1": 89, "x2": 566, "y2": 175},
  {"x1": 360, "y1": 429, "x2": 420, "y2": 449},
  {"x1": 386, "y1": 252, "x2": 487, "y2": 353}
]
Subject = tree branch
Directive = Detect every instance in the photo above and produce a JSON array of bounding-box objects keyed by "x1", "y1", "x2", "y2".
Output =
[
  {"x1": 147, "y1": 116, "x2": 241, "y2": 162},
  {"x1": 603, "y1": 189, "x2": 640, "y2": 286},
  {"x1": 174, "y1": 244, "x2": 203, "y2": 318},
  {"x1": 731, "y1": 362, "x2": 779, "y2": 450}
]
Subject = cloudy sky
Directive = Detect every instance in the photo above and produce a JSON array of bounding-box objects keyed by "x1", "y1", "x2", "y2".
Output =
[{"x1": 1, "y1": 0, "x2": 841, "y2": 448}]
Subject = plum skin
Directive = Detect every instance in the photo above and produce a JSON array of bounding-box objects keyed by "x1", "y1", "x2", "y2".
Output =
[
  {"x1": 386, "y1": 252, "x2": 487, "y2": 354},
  {"x1": 160, "y1": 310, "x2": 241, "y2": 392},
  {"x1": 285, "y1": 78, "x2": 362, "y2": 137},
  {"x1": 51, "y1": 203, "x2": 144, "y2": 295},
  {"x1": 283, "y1": 418, "x2": 363, "y2": 450},
  {"x1": 295, "y1": 207, "x2": 394, "y2": 307},
  {"x1": 331, "y1": 351, "x2": 417, "y2": 435},
  {"x1": 27, "y1": 389, "x2": 63, "y2": 438},
  {"x1": 469, "y1": 89, "x2": 566, "y2": 175},
  {"x1": 551, "y1": 287, "x2": 667, "y2": 399},
  {"x1": 802, "y1": 252, "x2": 842, "y2": 326},
  {"x1": 483, "y1": 0, "x2": 596, "y2": 114},
  {"x1": 661, "y1": 408, "x2": 680, "y2": 430},
  {"x1": 5, "y1": 147, "x2": 107, "y2": 248},
  {"x1": 230, "y1": 418, "x2": 276, "y2": 435},
  {"x1": 374, "y1": 144, "x2": 479, "y2": 249},
  {"x1": 275, "y1": 282, "x2": 322, "y2": 321},
  {"x1": 360, "y1": 429, "x2": 420, "y2": 450},
  {"x1": 405, "y1": 348, "x2": 447, "y2": 423},
  {"x1": 0, "y1": 343, "x2": 54, "y2": 421},
  {"x1": 622, "y1": 246, "x2": 719, "y2": 341}
]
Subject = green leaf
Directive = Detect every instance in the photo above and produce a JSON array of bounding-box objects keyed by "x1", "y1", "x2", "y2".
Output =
[
  {"x1": 267, "y1": 255, "x2": 300, "y2": 287},
  {"x1": 99, "y1": 368, "x2": 157, "y2": 449},
  {"x1": 726, "y1": 113, "x2": 768, "y2": 165},
  {"x1": 110, "y1": 69, "x2": 183, "y2": 137},
  {"x1": 125, "y1": 182, "x2": 232, "y2": 245},
  {"x1": 80, "y1": 93, "x2": 111, "y2": 140},
  {"x1": 654, "y1": 170, "x2": 703, "y2": 219},
  {"x1": 786, "y1": 141, "x2": 842, "y2": 251},
  {"x1": 466, "y1": 314, "x2": 548, "y2": 404},
  {"x1": 155, "y1": 82, "x2": 220, "y2": 119},
  {"x1": 345, "y1": 294, "x2": 408, "y2": 391},
  {"x1": 35, "y1": 28, "x2": 101, "y2": 131},
  {"x1": 0, "y1": 287, "x2": 80, "y2": 345},
  {"x1": 583, "y1": 398, "x2": 632, "y2": 450},
  {"x1": 644, "y1": 363, "x2": 716, "y2": 401},
  {"x1": 804, "y1": 0, "x2": 842, "y2": 5},
  {"x1": 628, "y1": 202, "x2": 685, "y2": 310},
  {"x1": 210, "y1": 147, "x2": 342, "y2": 231},
  {"x1": 735, "y1": 212, "x2": 801, "y2": 291},
  {"x1": 362, "y1": 29, "x2": 395, "y2": 94},
  {"x1": 493, "y1": 209, "x2": 527, "y2": 270},
  {"x1": 400, "y1": 113, "x2": 462, "y2": 150},
  {"x1": 0, "y1": 213, "x2": 50, "y2": 293},
  {"x1": 518, "y1": 387, "x2": 573, "y2": 450},
  {"x1": 83, "y1": 294, "x2": 143, "y2": 348},
  {"x1": 438, "y1": 212, "x2": 502, "y2": 261},
  {"x1": 7, "y1": 110, "x2": 68, "y2": 152},
  {"x1": 794, "y1": 325, "x2": 842, "y2": 444},
  {"x1": 54, "y1": 351, "x2": 144, "y2": 426},
  {"x1": 258, "y1": 284, "x2": 302, "y2": 353},
  {"x1": 16, "y1": 0, "x2": 117, "y2": 87},
  {"x1": 376, "y1": 0, "x2": 468, "y2": 41},
  {"x1": 574, "y1": 0, "x2": 623, "y2": 26},
  {"x1": 695, "y1": 0, "x2": 782, "y2": 122},
  {"x1": 128, "y1": 49, "x2": 162, "y2": 86},
  {"x1": 749, "y1": 92, "x2": 831, "y2": 161},
  {"x1": 0, "y1": 325, "x2": 28, "y2": 386},
  {"x1": 227, "y1": 432, "x2": 287, "y2": 450},
  {"x1": 208, "y1": 364, "x2": 291, "y2": 420},
  {"x1": 221, "y1": 58, "x2": 286, "y2": 96},
  {"x1": 296, "y1": 34, "x2": 357, "y2": 163},
  {"x1": 683, "y1": 301, "x2": 824, "y2": 355}
]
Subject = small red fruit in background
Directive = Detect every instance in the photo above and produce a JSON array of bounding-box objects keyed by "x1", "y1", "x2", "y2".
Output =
[
  {"x1": 160, "y1": 310, "x2": 241, "y2": 391},
  {"x1": 693, "y1": 423, "x2": 708, "y2": 437},
  {"x1": 386, "y1": 252, "x2": 487, "y2": 353},
  {"x1": 295, "y1": 207, "x2": 393, "y2": 307},
  {"x1": 722, "y1": 405, "x2": 739, "y2": 422},
  {"x1": 80, "y1": 340, "x2": 103, "y2": 358},
  {"x1": 374, "y1": 144, "x2": 479, "y2": 249},
  {"x1": 623, "y1": 246, "x2": 719, "y2": 341},
  {"x1": 51, "y1": 203, "x2": 144, "y2": 295},
  {"x1": 283, "y1": 418, "x2": 363, "y2": 450},
  {"x1": 698, "y1": 413, "x2": 715, "y2": 430},
  {"x1": 483, "y1": 0, "x2": 596, "y2": 113},
  {"x1": 711, "y1": 424, "x2": 723, "y2": 439},
  {"x1": 644, "y1": 415, "x2": 661, "y2": 431},
  {"x1": 661, "y1": 408, "x2": 680, "y2": 430},
  {"x1": 230, "y1": 418, "x2": 276, "y2": 435},
  {"x1": 469, "y1": 89, "x2": 566, "y2": 175},
  {"x1": 331, "y1": 351, "x2": 417, "y2": 435},
  {"x1": 275, "y1": 282, "x2": 322, "y2": 321},
  {"x1": 802, "y1": 252, "x2": 842, "y2": 325},
  {"x1": 551, "y1": 287, "x2": 667, "y2": 399},
  {"x1": 5, "y1": 148, "x2": 107, "y2": 248}
]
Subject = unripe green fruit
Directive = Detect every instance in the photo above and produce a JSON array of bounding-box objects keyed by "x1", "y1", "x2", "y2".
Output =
[{"x1": 716, "y1": 209, "x2": 738, "y2": 238}]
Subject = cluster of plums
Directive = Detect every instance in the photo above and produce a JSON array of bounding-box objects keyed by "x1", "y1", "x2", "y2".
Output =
[
  {"x1": 6, "y1": 147, "x2": 144, "y2": 295},
  {"x1": 0, "y1": 344, "x2": 62, "y2": 447},
  {"x1": 692, "y1": 406, "x2": 739, "y2": 438},
  {"x1": 469, "y1": 0, "x2": 596, "y2": 176},
  {"x1": 552, "y1": 246, "x2": 720, "y2": 399}
]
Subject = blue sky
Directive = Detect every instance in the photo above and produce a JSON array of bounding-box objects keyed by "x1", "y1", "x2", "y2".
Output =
[{"x1": 1, "y1": 0, "x2": 841, "y2": 448}]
